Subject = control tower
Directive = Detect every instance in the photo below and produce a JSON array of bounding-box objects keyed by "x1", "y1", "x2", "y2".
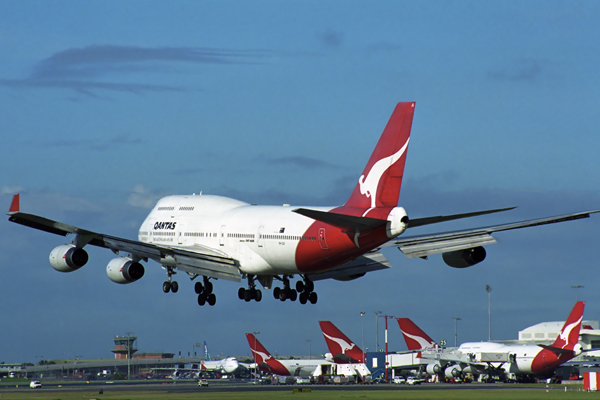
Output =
[{"x1": 111, "y1": 335, "x2": 138, "y2": 360}]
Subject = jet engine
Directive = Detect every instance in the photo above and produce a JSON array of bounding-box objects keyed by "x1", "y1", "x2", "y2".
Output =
[
  {"x1": 442, "y1": 246, "x2": 486, "y2": 268},
  {"x1": 106, "y1": 257, "x2": 145, "y2": 284},
  {"x1": 426, "y1": 363, "x2": 442, "y2": 375},
  {"x1": 573, "y1": 343, "x2": 583, "y2": 357},
  {"x1": 444, "y1": 364, "x2": 462, "y2": 378},
  {"x1": 49, "y1": 244, "x2": 89, "y2": 272}
]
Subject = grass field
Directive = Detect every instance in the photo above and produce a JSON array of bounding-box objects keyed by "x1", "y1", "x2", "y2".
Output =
[{"x1": 0, "y1": 388, "x2": 599, "y2": 400}]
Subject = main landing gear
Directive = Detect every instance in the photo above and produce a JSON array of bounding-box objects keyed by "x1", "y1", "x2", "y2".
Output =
[
  {"x1": 273, "y1": 276, "x2": 317, "y2": 304},
  {"x1": 296, "y1": 277, "x2": 317, "y2": 305},
  {"x1": 195, "y1": 276, "x2": 216, "y2": 306},
  {"x1": 238, "y1": 275, "x2": 262, "y2": 302},
  {"x1": 163, "y1": 267, "x2": 179, "y2": 293}
]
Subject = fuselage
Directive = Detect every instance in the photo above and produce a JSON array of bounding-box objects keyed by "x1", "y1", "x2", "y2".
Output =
[
  {"x1": 458, "y1": 341, "x2": 576, "y2": 375},
  {"x1": 138, "y1": 194, "x2": 406, "y2": 276}
]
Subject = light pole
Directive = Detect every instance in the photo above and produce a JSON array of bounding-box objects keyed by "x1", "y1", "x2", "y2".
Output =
[
  {"x1": 379, "y1": 315, "x2": 394, "y2": 383},
  {"x1": 307, "y1": 339, "x2": 312, "y2": 359},
  {"x1": 360, "y1": 312, "x2": 365, "y2": 363},
  {"x1": 453, "y1": 318, "x2": 461, "y2": 347},
  {"x1": 571, "y1": 285, "x2": 584, "y2": 302},
  {"x1": 486, "y1": 285, "x2": 492, "y2": 341},
  {"x1": 253, "y1": 331, "x2": 260, "y2": 381},
  {"x1": 374, "y1": 311, "x2": 382, "y2": 352}
]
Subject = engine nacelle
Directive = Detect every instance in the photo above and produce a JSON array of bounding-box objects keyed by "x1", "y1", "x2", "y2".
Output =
[
  {"x1": 49, "y1": 244, "x2": 89, "y2": 272},
  {"x1": 386, "y1": 207, "x2": 409, "y2": 238},
  {"x1": 442, "y1": 246, "x2": 486, "y2": 268},
  {"x1": 573, "y1": 343, "x2": 583, "y2": 357},
  {"x1": 106, "y1": 257, "x2": 145, "y2": 284},
  {"x1": 444, "y1": 364, "x2": 462, "y2": 378},
  {"x1": 426, "y1": 363, "x2": 442, "y2": 375}
]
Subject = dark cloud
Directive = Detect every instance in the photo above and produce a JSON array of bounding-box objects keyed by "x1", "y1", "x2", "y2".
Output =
[
  {"x1": 317, "y1": 30, "x2": 345, "y2": 48},
  {"x1": 1, "y1": 45, "x2": 270, "y2": 96},
  {"x1": 487, "y1": 59, "x2": 544, "y2": 82}
]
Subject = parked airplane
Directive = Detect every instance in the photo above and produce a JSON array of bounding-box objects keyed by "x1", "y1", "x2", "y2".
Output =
[
  {"x1": 398, "y1": 302, "x2": 586, "y2": 380},
  {"x1": 319, "y1": 321, "x2": 365, "y2": 363},
  {"x1": 7, "y1": 103, "x2": 599, "y2": 306},
  {"x1": 245, "y1": 333, "x2": 329, "y2": 377}
]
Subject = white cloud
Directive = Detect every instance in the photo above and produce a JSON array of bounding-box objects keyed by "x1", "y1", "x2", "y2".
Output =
[
  {"x1": 127, "y1": 184, "x2": 162, "y2": 209},
  {"x1": 1, "y1": 186, "x2": 24, "y2": 195}
]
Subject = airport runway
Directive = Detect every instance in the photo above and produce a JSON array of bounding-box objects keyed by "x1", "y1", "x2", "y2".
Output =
[{"x1": 0, "y1": 379, "x2": 558, "y2": 394}]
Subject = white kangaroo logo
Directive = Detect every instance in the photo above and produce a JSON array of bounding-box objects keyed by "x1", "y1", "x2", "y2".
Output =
[
  {"x1": 251, "y1": 348, "x2": 272, "y2": 364},
  {"x1": 358, "y1": 138, "x2": 410, "y2": 210},
  {"x1": 558, "y1": 316, "x2": 582, "y2": 348},
  {"x1": 323, "y1": 331, "x2": 356, "y2": 354},
  {"x1": 401, "y1": 329, "x2": 437, "y2": 350}
]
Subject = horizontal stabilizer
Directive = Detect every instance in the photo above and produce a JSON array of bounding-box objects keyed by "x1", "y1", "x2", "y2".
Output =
[
  {"x1": 407, "y1": 207, "x2": 516, "y2": 228},
  {"x1": 307, "y1": 251, "x2": 391, "y2": 281},
  {"x1": 293, "y1": 208, "x2": 388, "y2": 231},
  {"x1": 537, "y1": 344, "x2": 574, "y2": 355}
]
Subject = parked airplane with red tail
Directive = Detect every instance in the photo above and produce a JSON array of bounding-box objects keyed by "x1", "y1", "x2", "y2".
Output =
[
  {"x1": 245, "y1": 333, "x2": 328, "y2": 377},
  {"x1": 7, "y1": 103, "x2": 599, "y2": 306},
  {"x1": 398, "y1": 302, "x2": 586, "y2": 380}
]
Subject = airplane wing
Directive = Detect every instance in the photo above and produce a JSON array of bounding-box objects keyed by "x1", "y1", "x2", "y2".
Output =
[
  {"x1": 7, "y1": 196, "x2": 241, "y2": 282},
  {"x1": 384, "y1": 210, "x2": 600, "y2": 259}
]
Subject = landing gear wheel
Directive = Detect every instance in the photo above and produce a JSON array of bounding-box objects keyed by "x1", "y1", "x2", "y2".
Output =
[
  {"x1": 308, "y1": 291, "x2": 318, "y2": 304},
  {"x1": 238, "y1": 287, "x2": 246, "y2": 300},
  {"x1": 204, "y1": 281, "x2": 213, "y2": 294},
  {"x1": 305, "y1": 280, "x2": 314, "y2": 293},
  {"x1": 296, "y1": 280, "x2": 304, "y2": 293},
  {"x1": 163, "y1": 281, "x2": 171, "y2": 293},
  {"x1": 279, "y1": 289, "x2": 287, "y2": 301},
  {"x1": 244, "y1": 289, "x2": 253, "y2": 302},
  {"x1": 274, "y1": 287, "x2": 281, "y2": 299},
  {"x1": 197, "y1": 294, "x2": 206, "y2": 306},
  {"x1": 299, "y1": 291, "x2": 308, "y2": 304},
  {"x1": 207, "y1": 293, "x2": 217, "y2": 306},
  {"x1": 195, "y1": 282, "x2": 204, "y2": 294},
  {"x1": 289, "y1": 289, "x2": 297, "y2": 302},
  {"x1": 254, "y1": 289, "x2": 262, "y2": 302},
  {"x1": 171, "y1": 281, "x2": 179, "y2": 293}
]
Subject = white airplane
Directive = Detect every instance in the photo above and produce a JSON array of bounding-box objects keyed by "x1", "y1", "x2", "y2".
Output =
[
  {"x1": 245, "y1": 333, "x2": 329, "y2": 377},
  {"x1": 6, "y1": 103, "x2": 599, "y2": 306},
  {"x1": 398, "y1": 302, "x2": 586, "y2": 380}
]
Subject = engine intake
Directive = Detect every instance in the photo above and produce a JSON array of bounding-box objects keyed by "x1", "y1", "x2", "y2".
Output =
[
  {"x1": 49, "y1": 245, "x2": 89, "y2": 272},
  {"x1": 442, "y1": 246, "x2": 486, "y2": 268},
  {"x1": 426, "y1": 363, "x2": 442, "y2": 375},
  {"x1": 107, "y1": 257, "x2": 145, "y2": 284}
]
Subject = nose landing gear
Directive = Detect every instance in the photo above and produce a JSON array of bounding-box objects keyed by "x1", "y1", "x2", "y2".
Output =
[{"x1": 162, "y1": 267, "x2": 179, "y2": 293}]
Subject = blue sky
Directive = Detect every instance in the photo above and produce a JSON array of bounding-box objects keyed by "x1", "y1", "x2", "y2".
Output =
[{"x1": 1, "y1": 1, "x2": 600, "y2": 363}]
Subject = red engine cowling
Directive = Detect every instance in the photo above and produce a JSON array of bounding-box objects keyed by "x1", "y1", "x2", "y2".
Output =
[
  {"x1": 49, "y1": 244, "x2": 89, "y2": 272},
  {"x1": 106, "y1": 257, "x2": 145, "y2": 284},
  {"x1": 442, "y1": 246, "x2": 486, "y2": 268}
]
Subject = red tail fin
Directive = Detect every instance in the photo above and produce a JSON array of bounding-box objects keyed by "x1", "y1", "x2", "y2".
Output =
[
  {"x1": 551, "y1": 301, "x2": 585, "y2": 349},
  {"x1": 318, "y1": 321, "x2": 364, "y2": 363},
  {"x1": 245, "y1": 333, "x2": 272, "y2": 364},
  {"x1": 397, "y1": 318, "x2": 439, "y2": 350},
  {"x1": 345, "y1": 102, "x2": 415, "y2": 209}
]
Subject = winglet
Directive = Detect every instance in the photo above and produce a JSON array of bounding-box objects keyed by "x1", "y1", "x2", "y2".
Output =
[{"x1": 8, "y1": 193, "x2": 20, "y2": 215}]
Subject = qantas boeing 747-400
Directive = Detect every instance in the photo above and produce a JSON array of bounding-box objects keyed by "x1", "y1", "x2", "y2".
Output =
[{"x1": 7, "y1": 103, "x2": 599, "y2": 306}]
